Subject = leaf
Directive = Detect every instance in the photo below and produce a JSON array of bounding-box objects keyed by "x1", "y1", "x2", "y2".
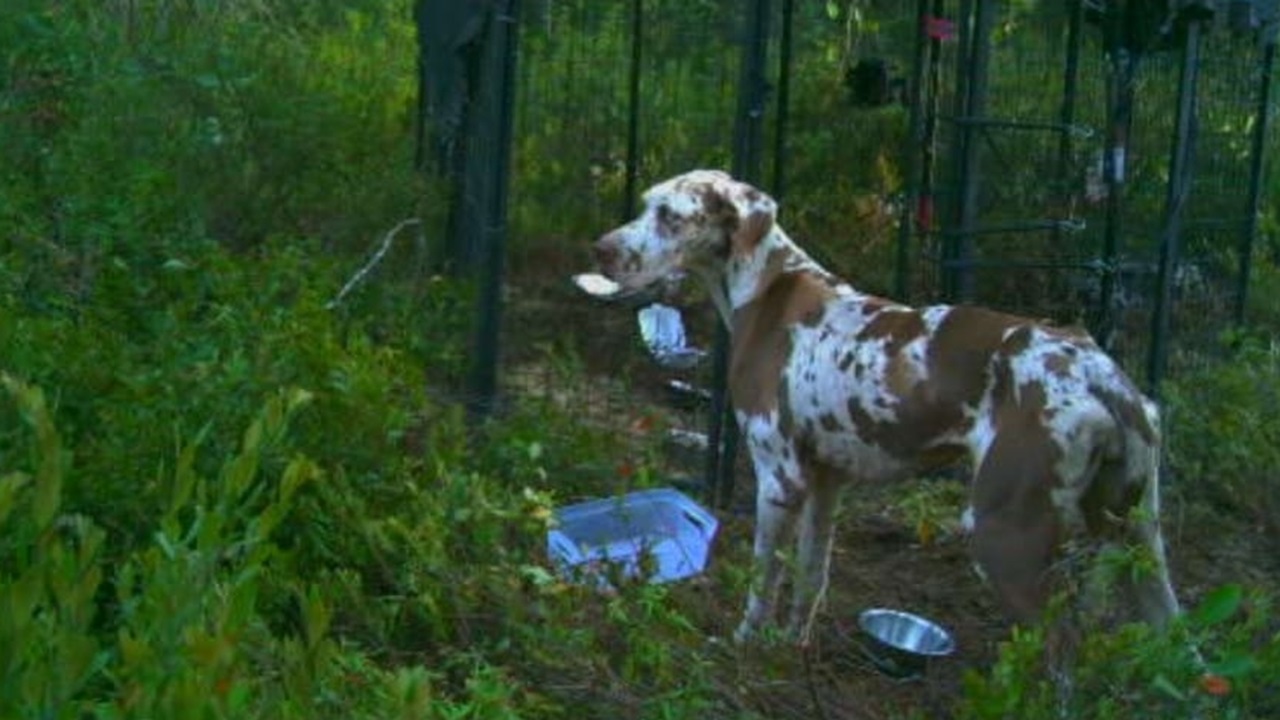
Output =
[
  {"x1": 825, "y1": 0, "x2": 840, "y2": 20},
  {"x1": 2, "y1": 375, "x2": 64, "y2": 529},
  {"x1": 1191, "y1": 584, "x2": 1243, "y2": 628},
  {"x1": 1151, "y1": 673, "x2": 1186, "y2": 701},
  {"x1": 299, "y1": 584, "x2": 333, "y2": 650},
  {"x1": 279, "y1": 455, "x2": 318, "y2": 502},
  {"x1": 170, "y1": 428, "x2": 208, "y2": 516},
  {"x1": 0, "y1": 472, "x2": 31, "y2": 528},
  {"x1": 7, "y1": 569, "x2": 43, "y2": 627},
  {"x1": 1208, "y1": 652, "x2": 1257, "y2": 678}
]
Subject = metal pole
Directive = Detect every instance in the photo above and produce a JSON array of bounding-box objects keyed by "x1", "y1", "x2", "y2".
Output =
[
  {"x1": 468, "y1": 0, "x2": 522, "y2": 421},
  {"x1": 707, "y1": 0, "x2": 772, "y2": 509},
  {"x1": 771, "y1": 0, "x2": 795, "y2": 212},
  {"x1": 894, "y1": 0, "x2": 933, "y2": 300},
  {"x1": 920, "y1": 0, "x2": 946, "y2": 298},
  {"x1": 413, "y1": 0, "x2": 429, "y2": 172},
  {"x1": 1147, "y1": 17, "x2": 1203, "y2": 396},
  {"x1": 1235, "y1": 38, "x2": 1275, "y2": 324},
  {"x1": 1056, "y1": 0, "x2": 1084, "y2": 190},
  {"x1": 951, "y1": 0, "x2": 994, "y2": 303},
  {"x1": 944, "y1": 0, "x2": 973, "y2": 301},
  {"x1": 622, "y1": 0, "x2": 643, "y2": 221},
  {"x1": 1096, "y1": 7, "x2": 1136, "y2": 349}
]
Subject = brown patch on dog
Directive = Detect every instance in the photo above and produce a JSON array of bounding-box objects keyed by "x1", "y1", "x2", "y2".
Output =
[
  {"x1": 928, "y1": 307, "x2": 1029, "y2": 408},
  {"x1": 856, "y1": 309, "x2": 927, "y2": 399},
  {"x1": 856, "y1": 309, "x2": 926, "y2": 358},
  {"x1": 731, "y1": 210, "x2": 774, "y2": 256},
  {"x1": 1090, "y1": 382, "x2": 1158, "y2": 445},
  {"x1": 699, "y1": 184, "x2": 737, "y2": 249},
  {"x1": 731, "y1": 269, "x2": 838, "y2": 417},
  {"x1": 1043, "y1": 352, "x2": 1072, "y2": 378},
  {"x1": 699, "y1": 182, "x2": 774, "y2": 258},
  {"x1": 970, "y1": 373, "x2": 1065, "y2": 623},
  {"x1": 843, "y1": 306, "x2": 1023, "y2": 464}
]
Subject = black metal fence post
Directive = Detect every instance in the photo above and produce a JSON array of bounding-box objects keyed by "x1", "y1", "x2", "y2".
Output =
[
  {"x1": 1235, "y1": 35, "x2": 1276, "y2": 324},
  {"x1": 771, "y1": 0, "x2": 795, "y2": 211},
  {"x1": 943, "y1": 0, "x2": 971, "y2": 301},
  {"x1": 1096, "y1": 8, "x2": 1137, "y2": 349},
  {"x1": 622, "y1": 0, "x2": 643, "y2": 221},
  {"x1": 1056, "y1": 1, "x2": 1085, "y2": 203},
  {"x1": 1147, "y1": 15, "x2": 1205, "y2": 396},
  {"x1": 895, "y1": 0, "x2": 933, "y2": 301},
  {"x1": 466, "y1": 0, "x2": 522, "y2": 421},
  {"x1": 707, "y1": 0, "x2": 773, "y2": 510},
  {"x1": 946, "y1": 0, "x2": 994, "y2": 303}
]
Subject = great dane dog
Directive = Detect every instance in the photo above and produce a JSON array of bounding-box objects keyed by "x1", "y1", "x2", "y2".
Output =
[{"x1": 591, "y1": 169, "x2": 1182, "y2": 648}]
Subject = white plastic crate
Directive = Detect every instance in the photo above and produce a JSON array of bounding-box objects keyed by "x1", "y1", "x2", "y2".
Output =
[{"x1": 547, "y1": 487, "x2": 719, "y2": 587}]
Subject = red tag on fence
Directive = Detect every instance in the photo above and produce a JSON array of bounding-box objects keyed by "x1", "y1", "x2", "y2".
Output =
[
  {"x1": 916, "y1": 195, "x2": 935, "y2": 231},
  {"x1": 925, "y1": 15, "x2": 957, "y2": 41}
]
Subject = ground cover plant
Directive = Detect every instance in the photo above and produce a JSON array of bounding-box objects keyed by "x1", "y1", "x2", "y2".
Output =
[{"x1": 2, "y1": 1, "x2": 1278, "y2": 718}]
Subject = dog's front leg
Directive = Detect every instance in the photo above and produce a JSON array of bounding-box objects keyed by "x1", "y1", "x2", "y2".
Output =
[{"x1": 732, "y1": 427, "x2": 798, "y2": 640}]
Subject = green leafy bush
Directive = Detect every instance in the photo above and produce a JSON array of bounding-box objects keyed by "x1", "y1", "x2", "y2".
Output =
[
  {"x1": 1164, "y1": 332, "x2": 1280, "y2": 534},
  {"x1": 1, "y1": 230, "x2": 721, "y2": 718},
  {"x1": 958, "y1": 584, "x2": 1280, "y2": 720},
  {"x1": 0, "y1": 376, "x2": 586, "y2": 719}
]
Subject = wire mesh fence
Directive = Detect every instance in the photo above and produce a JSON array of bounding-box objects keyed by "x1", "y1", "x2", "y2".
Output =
[{"x1": 415, "y1": 0, "x2": 1278, "y2": 494}]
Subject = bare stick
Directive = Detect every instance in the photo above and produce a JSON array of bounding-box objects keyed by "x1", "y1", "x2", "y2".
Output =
[
  {"x1": 326, "y1": 218, "x2": 423, "y2": 310},
  {"x1": 801, "y1": 644, "x2": 830, "y2": 720}
]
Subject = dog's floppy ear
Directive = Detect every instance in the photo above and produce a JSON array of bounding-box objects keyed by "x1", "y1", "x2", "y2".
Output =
[{"x1": 702, "y1": 177, "x2": 777, "y2": 258}]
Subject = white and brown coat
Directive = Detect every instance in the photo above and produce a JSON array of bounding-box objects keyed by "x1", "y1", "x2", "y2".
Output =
[{"x1": 593, "y1": 170, "x2": 1182, "y2": 645}]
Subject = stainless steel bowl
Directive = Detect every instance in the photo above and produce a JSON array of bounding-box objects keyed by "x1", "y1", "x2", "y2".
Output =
[{"x1": 857, "y1": 608, "x2": 955, "y2": 679}]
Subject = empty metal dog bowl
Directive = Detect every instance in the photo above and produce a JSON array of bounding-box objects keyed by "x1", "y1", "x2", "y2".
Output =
[{"x1": 857, "y1": 608, "x2": 956, "y2": 679}]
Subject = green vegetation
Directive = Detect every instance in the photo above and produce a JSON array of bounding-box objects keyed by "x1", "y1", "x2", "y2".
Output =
[
  {"x1": 960, "y1": 584, "x2": 1280, "y2": 719},
  {"x1": 2, "y1": 1, "x2": 1277, "y2": 718}
]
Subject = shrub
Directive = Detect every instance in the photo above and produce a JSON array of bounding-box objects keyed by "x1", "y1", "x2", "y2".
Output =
[
  {"x1": 1163, "y1": 331, "x2": 1280, "y2": 535},
  {"x1": 1, "y1": 225, "x2": 722, "y2": 717},
  {"x1": 958, "y1": 584, "x2": 1280, "y2": 719}
]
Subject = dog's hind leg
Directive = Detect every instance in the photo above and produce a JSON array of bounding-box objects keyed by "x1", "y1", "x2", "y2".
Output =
[
  {"x1": 1122, "y1": 448, "x2": 1182, "y2": 628},
  {"x1": 786, "y1": 470, "x2": 841, "y2": 646}
]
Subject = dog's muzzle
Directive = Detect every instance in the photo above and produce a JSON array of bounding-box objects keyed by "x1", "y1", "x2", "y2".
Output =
[{"x1": 593, "y1": 233, "x2": 622, "y2": 278}]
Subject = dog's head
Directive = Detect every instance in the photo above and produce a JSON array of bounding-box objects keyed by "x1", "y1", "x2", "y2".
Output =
[{"x1": 593, "y1": 169, "x2": 777, "y2": 291}]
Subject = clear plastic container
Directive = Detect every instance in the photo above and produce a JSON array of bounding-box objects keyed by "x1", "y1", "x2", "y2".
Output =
[
  {"x1": 637, "y1": 303, "x2": 705, "y2": 369},
  {"x1": 547, "y1": 487, "x2": 719, "y2": 587}
]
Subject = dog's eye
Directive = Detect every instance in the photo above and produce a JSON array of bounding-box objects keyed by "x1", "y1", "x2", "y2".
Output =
[{"x1": 656, "y1": 204, "x2": 679, "y2": 226}]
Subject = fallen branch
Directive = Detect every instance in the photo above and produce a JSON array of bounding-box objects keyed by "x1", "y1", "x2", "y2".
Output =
[
  {"x1": 802, "y1": 644, "x2": 830, "y2": 720},
  {"x1": 326, "y1": 218, "x2": 423, "y2": 310}
]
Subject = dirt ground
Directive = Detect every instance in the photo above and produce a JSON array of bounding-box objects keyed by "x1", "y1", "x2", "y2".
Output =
[{"x1": 503, "y1": 267, "x2": 1279, "y2": 719}]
